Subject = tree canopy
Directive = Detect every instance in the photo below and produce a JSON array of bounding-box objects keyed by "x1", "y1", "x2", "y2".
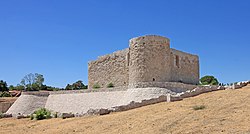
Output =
[
  {"x1": 200, "y1": 75, "x2": 219, "y2": 85},
  {"x1": 65, "y1": 80, "x2": 88, "y2": 90},
  {"x1": 1, "y1": 76, "x2": 87, "y2": 92},
  {"x1": 21, "y1": 73, "x2": 45, "y2": 91},
  {"x1": 0, "y1": 80, "x2": 9, "y2": 92}
]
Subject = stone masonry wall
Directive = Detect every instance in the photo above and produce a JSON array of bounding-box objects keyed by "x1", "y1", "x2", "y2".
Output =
[
  {"x1": 88, "y1": 35, "x2": 200, "y2": 88},
  {"x1": 128, "y1": 82, "x2": 197, "y2": 93},
  {"x1": 170, "y1": 49, "x2": 199, "y2": 84},
  {"x1": 128, "y1": 35, "x2": 171, "y2": 88},
  {"x1": 88, "y1": 49, "x2": 129, "y2": 89}
]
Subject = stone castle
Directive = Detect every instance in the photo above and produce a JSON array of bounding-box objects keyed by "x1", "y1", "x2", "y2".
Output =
[
  {"x1": 7, "y1": 35, "x2": 250, "y2": 117},
  {"x1": 6, "y1": 35, "x2": 203, "y2": 117},
  {"x1": 88, "y1": 35, "x2": 200, "y2": 89}
]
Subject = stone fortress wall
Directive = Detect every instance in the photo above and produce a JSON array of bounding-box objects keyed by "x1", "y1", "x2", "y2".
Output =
[
  {"x1": 88, "y1": 49, "x2": 129, "y2": 88},
  {"x1": 88, "y1": 35, "x2": 199, "y2": 89},
  {"x1": 128, "y1": 36, "x2": 172, "y2": 87},
  {"x1": 170, "y1": 49, "x2": 199, "y2": 84}
]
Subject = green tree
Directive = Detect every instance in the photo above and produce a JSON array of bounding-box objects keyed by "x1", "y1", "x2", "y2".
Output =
[
  {"x1": 200, "y1": 75, "x2": 219, "y2": 85},
  {"x1": 9, "y1": 85, "x2": 15, "y2": 90},
  {"x1": 21, "y1": 73, "x2": 45, "y2": 91},
  {"x1": 15, "y1": 84, "x2": 26, "y2": 91},
  {"x1": 0, "y1": 80, "x2": 9, "y2": 92},
  {"x1": 65, "y1": 80, "x2": 87, "y2": 90},
  {"x1": 73, "y1": 80, "x2": 87, "y2": 89},
  {"x1": 65, "y1": 84, "x2": 73, "y2": 90}
]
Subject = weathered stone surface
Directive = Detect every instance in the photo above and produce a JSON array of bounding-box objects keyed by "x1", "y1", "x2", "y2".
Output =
[
  {"x1": 16, "y1": 115, "x2": 25, "y2": 119},
  {"x1": 88, "y1": 49, "x2": 129, "y2": 89},
  {"x1": 45, "y1": 91, "x2": 127, "y2": 114},
  {"x1": 169, "y1": 96, "x2": 183, "y2": 102},
  {"x1": 61, "y1": 113, "x2": 75, "y2": 119},
  {"x1": 4, "y1": 83, "x2": 233, "y2": 117},
  {"x1": 128, "y1": 82, "x2": 197, "y2": 92},
  {"x1": 172, "y1": 85, "x2": 225, "y2": 99},
  {"x1": 129, "y1": 36, "x2": 172, "y2": 86},
  {"x1": 2, "y1": 113, "x2": 12, "y2": 118},
  {"x1": 170, "y1": 49, "x2": 199, "y2": 84},
  {"x1": 6, "y1": 93, "x2": 49, "y2": 117},
  {"x1": 86, "y1": 108, "x2": 111, "y2": 115},
  {"x1": 112, "y1": 95, "x2": 169, "y2": 112},
  {"x1": 226, "y1": 81, "x2": 250, "y2": 90}
]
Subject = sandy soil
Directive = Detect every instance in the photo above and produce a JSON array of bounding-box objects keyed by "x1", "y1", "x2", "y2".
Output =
[{"x1": 1, "y1": 85, "x2": 250, "y2": 134}]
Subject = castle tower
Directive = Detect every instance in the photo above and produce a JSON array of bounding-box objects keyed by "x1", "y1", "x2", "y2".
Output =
[{"x1": 128, "y1": 35, "x2": 171, "y2": 88}]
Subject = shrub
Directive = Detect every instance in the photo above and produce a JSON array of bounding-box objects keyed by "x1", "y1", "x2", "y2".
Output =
[
  {"x1": 46, "y1": 86, "x2": 61, "y2": 91},
  {"x1": 93, "y1": 83, "x2": 100, "y2": 89},
  {"x1": 65, "y1": 80, "x2": 88, "y2": 90},
  {"x1": 200, "y1": 76, "x2": 219, "y2": 85},
  {"x1": 53, "y1": 112, "x2": 58, "y2": 118},
  {"x1": 0, "y1": 92, "x2": 12, "y2": 97},
  {"x1": 107, "y1": 83, "x2": 114, "y2": 88},
  {"x1": 14, "y1": 85, "x2": 26, "y2": 91},
  {"x1": 82, "y1": 85, "x2": 88, "y2": 89},
  {"x1": 193, "y1": 105, "x2": 206, "y2": 110},
  {"x1": 31, "y1": 108, "x2": 52, "y2": 120}
]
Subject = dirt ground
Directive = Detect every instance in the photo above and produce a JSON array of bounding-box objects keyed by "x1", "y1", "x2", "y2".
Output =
[
  {"x1": 0, "y1": 97, "x2": 17, "y2": 103},
  {"x1": 1, "y1": 85, "x2": 250, "y2": 134},
  {"x1": 0, "y1": 97, "x2": 17, "y2": 113}
]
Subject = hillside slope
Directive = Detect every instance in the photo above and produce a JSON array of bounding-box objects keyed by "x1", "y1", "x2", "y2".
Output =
[{"x1": 1, "y1": 85, "x2": 250, "y2": 134}]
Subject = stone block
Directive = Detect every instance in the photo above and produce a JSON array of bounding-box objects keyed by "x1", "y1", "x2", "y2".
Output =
[{"x1": 61, "y1": 113, "x2": 75, "y2": 119}]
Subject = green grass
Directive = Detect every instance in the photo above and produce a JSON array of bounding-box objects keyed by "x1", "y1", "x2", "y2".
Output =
[
  {"x1": 93, "y1": 84, "x2": 101, "y2": 89},
  {"x1": 107, "y1": 83, "x2": 114, "y2": 88}
]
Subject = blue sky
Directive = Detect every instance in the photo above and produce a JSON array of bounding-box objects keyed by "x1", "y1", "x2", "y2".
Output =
[{"x1": 0, "y1": 0, "x2": 249, "y2": 88}]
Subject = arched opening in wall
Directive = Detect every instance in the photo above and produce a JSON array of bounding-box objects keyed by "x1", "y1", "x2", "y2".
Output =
[
  {"x1": 176, "y1": 55, "x2": 180, "y2": 68},
  {"x1": 153, "y1": 78, "x2": 155, "y2": 81}
]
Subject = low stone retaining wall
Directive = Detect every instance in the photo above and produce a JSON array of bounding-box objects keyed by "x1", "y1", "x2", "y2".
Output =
[
  {"x1": 45, "y1": 87, "x2": 175, "y2": 114},
  {"x1": 49, "y1": 86, "x2": 128, "y2": 95},
  {"x1": 7, "y1": 87, "x2": 175, "y2": 116},
  {"x1": 225, "y1": 81, "x2": 250, "y2": 90},
  {"x1": 6, "y1": 94, "x2": 48, "y2": 117},
  {"x1": 22, "y1": 91, "x2": 50, "y2": 96},
  {"x1": 6, "y1": 81, "x2": 249, "y2": 117},
  {"x1": 45, "y1": 91, "x2": 127, "y2": 114},
  {"x1": 85, "y1": 86, "x2": 226, "y2": 115},
  {"x1": 129, "y1": 82, "x2": 197, "y2": 93}
]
